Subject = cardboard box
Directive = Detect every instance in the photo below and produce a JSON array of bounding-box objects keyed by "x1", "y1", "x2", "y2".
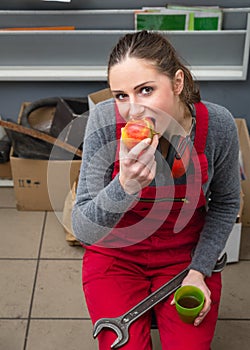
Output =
[
  {"x1": 235, "y1": 118, "x2": 250, "y2": 226},
  {"x1": 10, "y1": 101, "x2": 82, "y2": 211},
  {"x1": 0, "y1": 161, "x2": 12, "y2": 179},
  {"x1": 11, "y1": 153, "x2": 81, "y2": 211},
  {"x1": 0, "y1": 122, "x2": 12, "y2": 179},
  {"x1": 220, "y1": 189, "x2": 244, "y2": 263},
  {"x1": 221, "y1": 223, "x2": 242, "y2": 263},
  {"x1": 88, "y1": 88, "x2": 112, "y2": 110},
  {"x1": 222, "y1": 118, "x2": 250, "y2": 262}
]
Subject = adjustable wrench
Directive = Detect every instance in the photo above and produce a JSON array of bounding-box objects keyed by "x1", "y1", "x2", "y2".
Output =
[{"x1": 93, "y1": 253, "x2": 227, "y2": 349}]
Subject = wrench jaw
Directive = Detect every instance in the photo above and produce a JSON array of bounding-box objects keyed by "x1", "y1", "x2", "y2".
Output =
[
  {"x1": 111, "y1": 332, "x2": 129, "y2": 349},
  {"x1": 93, "y1": 317, "x2": 129, "y2": 349}
]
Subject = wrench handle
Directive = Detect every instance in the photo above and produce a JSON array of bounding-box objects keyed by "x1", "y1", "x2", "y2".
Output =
[
  {"x1": 120, "y1": 252, "x2": 227, "y2": 326},
  {"x1": 120, "y1": 268, "x2": 189, "y2": 325}
]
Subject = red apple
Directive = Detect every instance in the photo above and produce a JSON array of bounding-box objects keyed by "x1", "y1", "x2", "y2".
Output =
[{"x1": 121, "y1": 117, "x2": 157, "y2": 150}]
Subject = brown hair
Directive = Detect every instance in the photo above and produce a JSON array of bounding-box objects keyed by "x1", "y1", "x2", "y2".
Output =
[{"x1": 108, "y1": 30, "x2": 200, "y2": 105}]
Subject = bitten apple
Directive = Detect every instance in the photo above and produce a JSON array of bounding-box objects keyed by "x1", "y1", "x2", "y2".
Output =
[{"x1": 121, "y1": 117, "x2": 157, "y2": 150}]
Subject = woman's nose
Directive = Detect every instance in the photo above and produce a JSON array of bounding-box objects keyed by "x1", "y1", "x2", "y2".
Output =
[{"x1": 129, "y1": 103, "x2": 145, "y2": 119}]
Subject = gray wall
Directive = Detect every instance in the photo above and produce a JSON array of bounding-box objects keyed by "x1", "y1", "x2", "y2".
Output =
[{"x1": 0, "y1": 0, "x2": 250, "y2": 130}]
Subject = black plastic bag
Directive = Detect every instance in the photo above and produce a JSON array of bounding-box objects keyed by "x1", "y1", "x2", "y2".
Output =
[{"x1": 10, "y1": 97, "x2": 89, "y2": 160}]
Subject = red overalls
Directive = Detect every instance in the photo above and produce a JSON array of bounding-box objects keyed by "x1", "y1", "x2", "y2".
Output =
[{"x1": 82, "y1": 102, "x2": 222, "y2": 350}]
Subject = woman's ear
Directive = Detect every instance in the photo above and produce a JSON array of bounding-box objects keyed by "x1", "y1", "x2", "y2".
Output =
[{"x1": 173, "y1": 69, "x2": 184, "y2": 95}]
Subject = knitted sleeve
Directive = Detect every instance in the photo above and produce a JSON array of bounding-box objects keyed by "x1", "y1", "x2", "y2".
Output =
[
  {"x1": 189, "y1": 102, "x2": 241, "y2": 276},
  {"x1": 72, "y1": 99, "x2": 136, "y2": 245}
]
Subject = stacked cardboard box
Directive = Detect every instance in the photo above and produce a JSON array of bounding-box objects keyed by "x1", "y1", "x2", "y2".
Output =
[
  {"x1": 0, "y1": 162, "x2": 12, "y2": 179},
  {"x1": 10, "y1": 102, "x2": 82, "y2": 211},
  {"x1": 0, "y1": 121, "x2": 12, "y2": 180}
]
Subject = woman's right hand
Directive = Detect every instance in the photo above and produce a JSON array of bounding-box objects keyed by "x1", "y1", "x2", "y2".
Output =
[{"x1": 119, "y1": 134, "x2": 159, "y2": 195}]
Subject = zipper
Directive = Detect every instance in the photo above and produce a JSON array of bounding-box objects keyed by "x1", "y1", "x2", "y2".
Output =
[{"x1": 138, "y1": 197, "x2": 189, "y2": 203}]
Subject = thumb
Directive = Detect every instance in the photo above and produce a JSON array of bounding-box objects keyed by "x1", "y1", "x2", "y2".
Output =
[
  {"x1": 119, "y1": 134, "x2": 128, "y2": 157},
  {"x1": 170, "y1": 298, "x2": 175, "y2": 306}
]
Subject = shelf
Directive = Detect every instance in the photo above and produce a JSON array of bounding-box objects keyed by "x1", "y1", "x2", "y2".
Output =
[
  {"x1": 0, "y1": 66, "x2": 108, "y2": 81},
  {"x1": 0, "y1": 10, "x2": 135, "y2": 30},
  {"x1": 0, "y1": 65, "x2": 246, "y2": 82},
  {"x1": 0, "y1": 10, "x2": 248, "y2": 81},
  {"x1": 191, "y1": 66, "x2": 247, "y2": 81}
]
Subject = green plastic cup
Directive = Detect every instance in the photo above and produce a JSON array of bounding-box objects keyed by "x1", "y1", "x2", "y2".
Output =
[{"x1": 174, "y1": 285, "x2": 205, "y2": 324}]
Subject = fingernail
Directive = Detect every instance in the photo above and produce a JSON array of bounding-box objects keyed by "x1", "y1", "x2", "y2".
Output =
[
  {"x1": 144, "y1": 138, "x2": 152, "y2": 144},
  {"x1": 194, "y1": 319, "x2": 200, "y2": 326}
]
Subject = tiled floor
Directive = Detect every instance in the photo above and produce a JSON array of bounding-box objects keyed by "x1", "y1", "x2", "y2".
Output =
[{"x1": 0, "y1": 186, "x2": 250, "y2": 350}]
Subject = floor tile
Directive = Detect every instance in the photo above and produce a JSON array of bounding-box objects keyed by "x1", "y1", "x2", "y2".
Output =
[
  {"x1": 41, "y1": 212, "x2": 84, "y2": 259},
  {"x1": 240, "y1": 225, "x2": 250, "y2": 260},
  {"x1": 0, "y1": 208, "x2": 44, "y2": 258},
  {"x1": 219, "y1": 261, "x2": 250, "y2": 318},
  {"x1": 25, "y1": 320, "x2": 162, "y2": 350},
  {"x1": 0, "y1": 320, "x2": 27, "y2": 350},
  {"x1": 0, "y1": 187, "x2": 16, "y2": 208},
  {"x1": 32, "y1": 260, "x2": 89, "y2": 318},
  {"x1": 0, "y1": 260, "x2": 36, "y2": 318},
  {"x1": 212, "y1": 320, "x2": 250, "y2": 349},
  {"x1": 26, "y1": 320, "x2": 98, "y2": 350}
]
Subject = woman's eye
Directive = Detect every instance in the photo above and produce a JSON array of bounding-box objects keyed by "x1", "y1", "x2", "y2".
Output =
[
  {"x1": 140, "y1": 86, "x2": 153, "y2": 95},
  {"x1": 115, "y1": 93, "x2": 128, "y2": 101}
]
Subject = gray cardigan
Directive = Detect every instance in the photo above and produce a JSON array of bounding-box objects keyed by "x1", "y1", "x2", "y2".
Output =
[{"x1": 72, "y1": 99, "x2": 240, "y2": 277}]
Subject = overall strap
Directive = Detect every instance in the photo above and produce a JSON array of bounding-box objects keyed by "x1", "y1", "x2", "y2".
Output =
[
  {"x1": 193, "y1": 102, "x2": 209, "y2": 184},
  {"x1": 194, "y1": 102, "x2": 209, "y2": 153}
]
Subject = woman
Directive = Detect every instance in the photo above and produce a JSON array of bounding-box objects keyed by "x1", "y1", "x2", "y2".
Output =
[{"x1": 72, "y1": 30, "x2": 240, "y2": 349}]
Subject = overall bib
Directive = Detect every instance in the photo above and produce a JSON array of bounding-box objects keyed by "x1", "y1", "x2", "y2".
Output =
[{"x1": 82, "y1": 102, "x2": 222, "y2": 350}]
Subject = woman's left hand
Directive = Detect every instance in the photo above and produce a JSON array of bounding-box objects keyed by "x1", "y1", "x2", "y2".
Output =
[{"x1": 181, "y1": 269, "x2": 211, "y2": 326}]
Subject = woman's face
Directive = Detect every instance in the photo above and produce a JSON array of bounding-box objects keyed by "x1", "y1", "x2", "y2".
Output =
[{"x1": 109, "y1": 56, "x2": 184, "y2": 136}]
